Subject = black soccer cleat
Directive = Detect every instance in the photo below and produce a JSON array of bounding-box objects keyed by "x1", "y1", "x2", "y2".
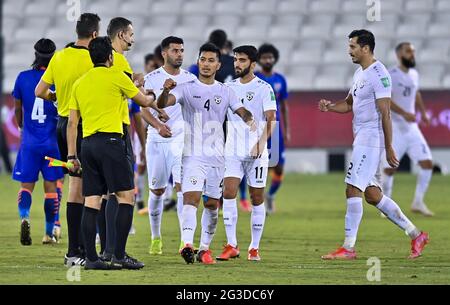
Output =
[
  {"x1": 180, "y1": 245, "x2": 195, "y2": 264},
  {"x1": 84, "y1": 258, "x2": 111, "y2": 270},
  {"x1": 110, "y1": 255, "x2": 144, "y2": 270},
  {"x1": 99, "y1": 252, "x2": 113, "y2": 263},
  {"x1": 163, "y1": 199, "x2": 177, "y2": 212},
  {"x1": 20, "y1": 219, "x2": 32, "y2": 246}
]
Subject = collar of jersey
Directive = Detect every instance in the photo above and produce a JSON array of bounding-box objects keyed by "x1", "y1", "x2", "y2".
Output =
[
  {"x1": 70, "y1": 45, "x2": 89, "y2": 51},
  {"x1": 94, "y1": 64, "x2": 108, "y2": 68}
]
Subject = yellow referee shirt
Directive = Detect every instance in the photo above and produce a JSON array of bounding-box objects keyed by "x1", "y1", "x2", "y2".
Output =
[
  {"x1": 69, "y1": 65, "x2": 140, "y2": 138},
  {"x1": 42, "y1": 45, "x2": 93, "y2": 117},
  {"x1": 113, "y1": 50, "x2": 134, "y2": 126}
]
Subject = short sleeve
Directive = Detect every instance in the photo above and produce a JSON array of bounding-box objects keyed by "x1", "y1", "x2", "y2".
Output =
[
  {"x1": 263, "y1": 86, "x2": 277, "y2": 112},
  {"x1": 130, "y1": 101, "x2": 141, "y2": 114},
  {"x1": 227, "y1": 87, "x2": 243, "y2": 113},
  {"x1": 118, "y1": 72, "x2": 140, "y2": 99},
  {"x1": 372, "y1": 70, "x2": 392, "y2": 100},
  {"x1": 41, "y1": 56, "x2": 55, "y2": 85},
  {"x1": 69, "y1": 80, "x2": 80, "y2": 111},
  {"x1": 12, "y1": 73, "x2": 22, "y2": 100},
  {"x1": 279, "y1": 75, "x2": 289, "y2": 101}
]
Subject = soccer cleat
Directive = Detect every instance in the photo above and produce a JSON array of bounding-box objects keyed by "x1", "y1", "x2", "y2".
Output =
[
  {"x1": 248, "y1": 248, "x2": 261, "y2": 261},
  {"x1": 239, "y1": 199, "x2": 252, "y2": 212},
  {"x1": 42, "y1": 235, "x2": 57, "y2": 245},
  {"x1": 99, "y1": 252, "x2": 113, "y2": 263},
  {"x1": 163, "y1": 199, "x2": 177, "y2": 212},
  {"x1": 149, "y1": 238, "x2": 163, "y2": 255},
  {"x1": 84, "y1": 258, "x2": 110, "y2": 270},
  {"x1": 321, "y1": 247, "x2": 357, "y2": 260},
  {"x1": 411, "y1": 202, "x2": 434, "y2": 217},
  {"x1": 20, "y1": 219, "x2": 32, "y2": 246},
  {"x1": 197, "y1": 249, "x2": 216, "y2": 265},
  {"x1": 53, "y1": 226, "x2": 62, "y2": 243},
  {"x1": 409, "y1": 232, "x2": 429, "y2": 259},
  {"x1": 137, "y1": 208, "x2": 148, "y2": 216},
  {"x1": 64, "y1": 254, "x2": 86, "y2": 268},
  {"x1": 216, "y1": 244, "x2": 240, "y2": 261},
  {"x1": 110, "y1": 255, "x2": 144, "y2": 270},
  {"x1": 180, "y1": 244, "x2": 195, "y2": 264}
]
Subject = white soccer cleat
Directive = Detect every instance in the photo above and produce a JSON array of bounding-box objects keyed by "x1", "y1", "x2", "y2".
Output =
[{"x1": 411, "y1": 202, "x2": 434, "y2": 217}]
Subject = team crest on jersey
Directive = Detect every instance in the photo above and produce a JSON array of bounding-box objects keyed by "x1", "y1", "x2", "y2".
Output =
[
  {"x1": 190, "y1": 177, "x2": 198, "y2": 185},
  {"x1": 214, "y1": 95, "x2": 222, "y2": 104},
  {"x1": 274, "y1": 83, "x2": 282, "y2": 92},
  {"x1": 246, "y1": 92, "x2": 255, "y2": 101},
  {"x1": 152, "y1": 178, "x2": 157, "y2": 186}
]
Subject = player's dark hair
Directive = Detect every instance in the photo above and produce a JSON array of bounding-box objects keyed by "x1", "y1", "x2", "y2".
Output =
[
  {"x1": 348, "y1": 29, "x2": 375, "y2": 53},
  {"x1": 32, "y1": 38, "x2": 56, "y2": 69},
  {"x1": 233, "y1": 45, "x2": 258, "y2": 62},
  {"x1": 161, "y1": 36, "x2": 184, "y2": 50},
  {"x1": 257, "y1": 43, "x2": 280, "y2": 63},
  {"x1": 144, "y1": 53, "x2": 154, "y2": 64},
  {"x1": 198, "y1": 43, "x2": 221, "y2": 62},
  {"x1": 395, "y1": 42, "x2": 411, "y2": 54},
  {"x1": 107, "y1": 17, "x2": 132, "y2": 40},
  {"x1": 208, "y1": 29, "x2": 227, "y2": 49},
  {"x1": 88, "y1": 36, "x2": 113, "y2": 65},
  {"x1": 76, "y1": 13, "x2": 101, "y2": 39}
]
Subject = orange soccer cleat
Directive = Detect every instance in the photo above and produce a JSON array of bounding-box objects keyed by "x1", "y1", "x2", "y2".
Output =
[
  {"x1": 321, "y1": 247, "x2": 357, "y2": 260},
  {"x1": 216, "y1": 244, "x2": 240, "y2": 261},
  {"x1": 247, "y1": 248, "x2": 261, "y2": 261},
  {"x1": 409, "y1": 232, "x2": 429, "y2": 259},
  {"x1": 197, "y1": 249, "x2": 216, "y2": 265}
]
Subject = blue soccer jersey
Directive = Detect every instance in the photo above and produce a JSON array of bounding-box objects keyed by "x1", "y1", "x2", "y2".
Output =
[
  {"x1": 255, "y1": 71, "x2": 289, "y2": 166},
  {"x1": 12, "y1": 69, "x2": 63, "y2": 183},
  {"x1": 128, "y1": 99, "x2": 140, "y2": 119}
]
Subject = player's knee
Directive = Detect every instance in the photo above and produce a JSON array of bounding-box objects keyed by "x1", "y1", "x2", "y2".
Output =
[
  {"x1": 364, "y1": 188, "x2": 382, "y2": 205},
  {"x1": 204, "y1": 199, "x2": 219, "y2": 210},
  {"x1": 345, "y1": 185, "x2": 361, "y2": 198},
  {"x1": 250, "y1": 191, "x2": 264, "y2": 205},
  {"x1": 150, "y1": 188, "x2": 165, "y2": 197},
  {"x1": 223, "y1": 188, "x2": 237, "y2": 200},
  {"x1": 419, "y1": 160, "x2": 433, "y2": 169}
]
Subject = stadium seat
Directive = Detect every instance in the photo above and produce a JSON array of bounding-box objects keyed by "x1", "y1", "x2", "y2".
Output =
[
  {"x1": 277, "y1": 0, "x2": 309, "y2": 14},
  {"x1": 267, "y1": 25, "x2": 299, "y2": 40},
  {"x1": 183, "y1": 0, "x2": 214, "y2": 14},
  {"x1": 286, "y1": 65, "x2": 317, "y2": 90},
  {"x1": 309, "y1": 0, "x2": 341, "y2": 13},
  {"x1": 246, "y1": 0, "x2": 277, "y2": 14},
  {"x1": 397, "y1": 23, "x2": 428, "y2": 38},
  {"x1": 152, "y1": 0, "x2": 183, "y2": 14},
  {"x1": 342, "y1": 0, "x2": 368, "y2": 13},
  {"x1": 436, "y1": 0, "x2": 450, "y2": 11},
  {"x1": 428, "y1": 23, "x2": 450, "y2": 38},
  {"x1": 405, "y1": 0, "x2": 436, "y2": 12},
  {"x1": 314, "y1": 65, "x2": 350, "y2": 90},
  {"x1": 3, "y1": 0, "x2": 27, "y2": 18},
  {"x1": 441, "y1": 73, "x2": 450, "y2": 88},
  {"x1": 416, "y1": 64, "x2": 445, "y2": 89},
  {"x1": 214, "y1": 0, "x2": 246, "y2": 14},
  {"x1": 119, "y1": 1, "x2": 153, "y2": 17}
]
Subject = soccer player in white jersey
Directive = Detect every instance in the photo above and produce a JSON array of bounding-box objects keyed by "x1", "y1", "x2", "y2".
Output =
[
  {"x1": 157, "y1": 43, "x2": 256, "y2": 265},
  {"x1": 217, "y1": 46, "x2": 277, "y2": 262},
  {"x1": 142, "y1": 36, "x2": 197, "y2": 255},
  {"x1": 381, "y1": 42, "x2": 434, "y2": 217},
  {"x1": 319, "y1": 30, "x2": 429, "y2": 260}
]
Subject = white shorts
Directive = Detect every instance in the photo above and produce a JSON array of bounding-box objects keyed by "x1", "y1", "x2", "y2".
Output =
[
  {"x1": 382, "y1": 125, "x2": 432, "y2": 168},
  {"x1": 146, "y1": 141, "x2": 183, "y2": 190},
  {"x1": 345, "y1": 145, "x2": 382, "y2": 192},
  {"x1": 132, "y1": 132, "x2": 143, "y2": 165},
  {"x1": 181, "y1": 159, "x2": 224, "y2": 199},
  {"x1": 224, "y1": 157, "x2": 269, "y2": 188}
]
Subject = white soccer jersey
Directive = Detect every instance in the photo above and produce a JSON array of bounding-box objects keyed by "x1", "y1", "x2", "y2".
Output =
[
  {"x1": 225, "y1": 77, "x2": 277, "y2": 160},
  {"x1": 144, "y1": 67, "x2": 196, "y2": 142},
  {"x1": 171, "y1": 79, "x2": 243, "y2": 167},
  {"x1": 350, "y1": 60, "x2": 392, "y2": 148},
  {"x1": 389, "y1": 66, "x2": 419, "y2": 132}
]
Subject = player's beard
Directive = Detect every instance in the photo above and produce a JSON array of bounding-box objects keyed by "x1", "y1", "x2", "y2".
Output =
[
  {"x1": 235, "y1": 66, "x2": 251, "y2": 78},
  {"x1": 168, "y1": 57, "x2": 183, "y2": 69},
  {"x1": 261, "y1": 63, "x2": 273, "y2": 73},
  {"x1": 401, "y1": 57, "x2": 416, "y2": 68}
]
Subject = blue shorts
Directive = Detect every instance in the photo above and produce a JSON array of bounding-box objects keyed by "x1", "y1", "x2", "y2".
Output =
[
  {"x1": 13, "y1": 144, "x2": 64, "y2": 183},
  {"x1": 268, "y1": 127, "x2": 285, "y2": 167}
]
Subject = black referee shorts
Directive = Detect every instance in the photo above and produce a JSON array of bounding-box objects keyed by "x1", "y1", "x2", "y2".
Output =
[
  {"x1": 57, "y1": 116, "x2": 83, "y2": 178},
  {"x1": 81, "y1": 132, "x2": 134, "y2": 197}
]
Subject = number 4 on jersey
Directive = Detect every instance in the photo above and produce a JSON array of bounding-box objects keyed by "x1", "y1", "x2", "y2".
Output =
[{"x1": 31, "y1": 97, "x2": 47, "y2": 123}]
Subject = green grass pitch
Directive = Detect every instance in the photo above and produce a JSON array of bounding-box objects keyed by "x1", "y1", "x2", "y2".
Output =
[{"x1": 0, "y1": 173, "x2": 449, "y2": 284}]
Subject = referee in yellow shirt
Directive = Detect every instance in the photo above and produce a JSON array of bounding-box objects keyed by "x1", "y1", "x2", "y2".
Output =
[
  {"x1": 67, "y1": 37, "x2": 156, "y2": 270},
  {"x1": 35, "y1": 13, "x2": 101, "y2": 267}
]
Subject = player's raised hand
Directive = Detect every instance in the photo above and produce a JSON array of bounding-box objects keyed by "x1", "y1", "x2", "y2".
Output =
[
  {"x1": 157, "y1": 123, "x2": 172, "y2": 138},
  {"x1": 158, "y1": 109, "x2": 170, "y2": 122},
  {"x1": 402, "y1": 112, "x2": 416, "y2": 123},
  {"x1": 163, "y1": 78, "x2": 177, "y2": 91},
  {"x1": 421, "y1": 113, "x2": 431, "y2": 126},
  {"x1": 386, "y1": 146, "x2": 400, "y2": 168},
  {"x1": 318, "y1": 99, "x2": 332, "y2": 112}
]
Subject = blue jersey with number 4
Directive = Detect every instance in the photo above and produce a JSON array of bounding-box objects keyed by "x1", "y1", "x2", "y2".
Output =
[{"x1": 12, "y1": 69, "x2": 58, "y2": 146}]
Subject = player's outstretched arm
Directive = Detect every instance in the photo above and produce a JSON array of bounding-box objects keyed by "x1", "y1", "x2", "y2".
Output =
[
  {"x1": 378, "y1": 98, "x2": 400, "y2": 168},
  {"x1": 140, "y1": 108, "x2": 172, "y2": 138},
  {"x1": 318, "y1": 94, "x2": 353, "y2": 114},
  {"x1": 35, "y1": 80, "x2": 56, "y2": 102},
  {"x1": 415, "y1": 91, "x2": 430, "y2": 126},
  {"x1": 157, "y1": 79, "x2": 177, "y2": 109}
]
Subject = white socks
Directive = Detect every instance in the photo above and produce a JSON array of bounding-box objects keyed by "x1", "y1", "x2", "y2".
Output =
[
  {"x1": 382, "y1": 174, "x2": 394, "y2": 198},
  {"x1": 343, "y1": 197, "x2": 363, "y2": 250},
  {"x1": 250, "y1": 204, "x2": 266, "y2": 250},
  {"x1": 176, "y1": 192, "x2": 184, "y2": 239},
  {"x1": 181, "y1": 204, "x2": 197, "y2": 246},
  {"x1": 200, "y1": 208, "x2": 218, "y2": 251},
  {"x1": 223, "y1": 198, "x2": 238, "y2": 247},
  {"x1": 414, "y1": 168, "x2": 432, "y2": 204},
  {"x1": 148, "y1": 192, "x2": 163, "y2": 239},
  {"x1": 376, "y1": 195, "x2": 420, "y2": 239}
]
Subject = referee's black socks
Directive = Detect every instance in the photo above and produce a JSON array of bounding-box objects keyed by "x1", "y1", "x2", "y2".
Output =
[
  {"x1": 105, "y1": 195, "x2": 119, "y2": 255},
  {"x1": 97, "y1": 198, "x2": 108, "y2": 254},
  {"x1": 114, "y1": 204, "x2": 134, "y2": 260},
  {"x1": 82, "y1": 206, "x2": 100, "y2": 262},
  {"x1": 67, "y1": 202, "x2": 84, "y2": 257}
]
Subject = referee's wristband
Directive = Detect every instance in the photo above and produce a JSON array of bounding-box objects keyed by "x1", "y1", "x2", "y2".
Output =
[
  {"x1": 148, "y1": 91, "x2": 156, "y2": 101},
  {"x1": 67, "y1": 155, "x2": 77, "y2": 161}
]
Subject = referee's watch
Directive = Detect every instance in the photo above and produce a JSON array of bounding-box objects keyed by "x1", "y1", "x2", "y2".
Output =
[{"x1": 67, "y1": 155, "x2": 77, "y2": 161}]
